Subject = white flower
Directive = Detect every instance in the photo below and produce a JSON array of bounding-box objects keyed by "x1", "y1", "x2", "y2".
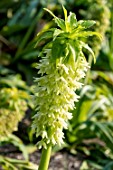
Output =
[
  {"x1": 32, "y1": 50, "x2": 89, "y2": 149},
  {"x1": 32, "y1": 6, "x2": 98, "y2": 149}
]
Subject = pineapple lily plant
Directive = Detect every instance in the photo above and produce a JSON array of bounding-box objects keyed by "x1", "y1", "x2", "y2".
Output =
[{"x1": 32, "y1": 6, "x2": 101, "y2": 170}]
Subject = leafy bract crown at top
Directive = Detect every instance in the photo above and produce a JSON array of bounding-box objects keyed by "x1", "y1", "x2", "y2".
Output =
[{"x1": 35, "y1": 6, "x2": 101, "y2": 64}]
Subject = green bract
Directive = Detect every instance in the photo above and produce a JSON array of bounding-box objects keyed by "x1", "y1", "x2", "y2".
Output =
[{"x1": 32, "y1": 7, "x2": 101, "y2": 149}]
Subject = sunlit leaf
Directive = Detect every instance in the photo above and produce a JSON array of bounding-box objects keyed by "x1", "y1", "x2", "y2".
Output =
[
  {"x1": 68, "y1": 40, "x2": 77, "y2": 62},
  {"x1": 62, "y1": 5, "x2": 68, "y2": 21},
  {"x1": 53, "y1": 29, "x2": 64, "y2": 40},
  {"x1": 51, "y1": 38, "x2": 67, "y2": 62},
  {"x1": 35, "y1": 29, "x2": 54, "y2": 47},
  {"x1": 77, "y1": 20, "x2": 96, "y2": 29},
  {"x1": 70, "y1": 31, "x2": 102, "y2": 40},
  {"x1": 68, "y1": 12, "x2": 77, "y2": 30},
  {"x1": 44, "y1": 8, "x2": 66, "y2": 31},
  {"x1": 81, "y1": 42, "x2": 96, "y2": 63}
]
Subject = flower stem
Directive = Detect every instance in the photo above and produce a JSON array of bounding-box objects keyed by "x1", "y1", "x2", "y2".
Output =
[{"x1": 38, "y1": 145, "x2": 52, "y2": 170}]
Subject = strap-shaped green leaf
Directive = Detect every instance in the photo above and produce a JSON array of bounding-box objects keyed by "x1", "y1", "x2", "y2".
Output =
[
  {"x1": 68, "y1": 44, "x2": 76, "y2": 65},
  {"x1": 51, "y1": 38, "x2": 67, "y2": 62},
  {"x1": 35, "y1": 29, "x2": 55, "y2": 47},
  {"x1": 67, "y1": 12, "x2": 77, "y2": 30},
  {"x1": 77, "y1": 20, "x2": 96, "y2": 29},
  {"x1": 81, "y1": 42, "x2": 96, "y2": 63},
  {"x1": 70, "y1": 31, "x2": 102, "y2": 40},
  {"x1": 62, "y1": 5, "x2": 68, "y2": 21},
  {"x1": 54, "y1": 18, "x2": 66, "y2": 31},
  {"x1": 68, "y1": 40, "x2": 77, "y2": 62},
  {"x1": 62, "y1": 5, "x2": 70, "y2": 32},
  {"x1": 53, "y1": 29, "x2": 69, "y2": 40},
  {"x1": 53, "y1": 29, "x2": 63, "y2": 40},
  {"x1": 44, "y1": 8, "x2": 66, "y2": 31}
]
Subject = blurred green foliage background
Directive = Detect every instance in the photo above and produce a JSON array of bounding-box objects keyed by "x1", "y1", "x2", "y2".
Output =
[{"x1": 0, "y1": 0, "x2": 113, "y2": 169}]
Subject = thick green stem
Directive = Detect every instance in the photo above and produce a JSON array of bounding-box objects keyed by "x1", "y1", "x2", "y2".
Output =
[{"x1": 38, "y1": 145, "x2": 52, "y2": 170}]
